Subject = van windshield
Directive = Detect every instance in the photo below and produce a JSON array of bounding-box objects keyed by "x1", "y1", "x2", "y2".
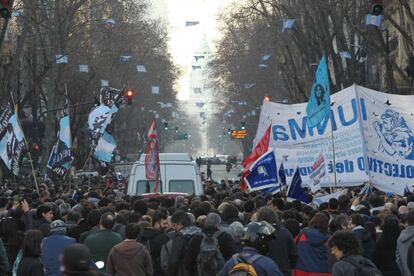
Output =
[
  {"x1": 136, "y1": 180, "x2": 157, "y2": 194},
  {"x1": 169, "y1": 180, "x2": 194, "y2": 194}
]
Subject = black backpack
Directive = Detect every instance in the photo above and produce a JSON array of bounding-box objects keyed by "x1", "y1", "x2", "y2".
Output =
[
  {"x1": 343, "y1": 256, "x2": 382, "y2": 276},
  {"x1": 196, "y1": 231, "x2": 225, "y2": 276}
]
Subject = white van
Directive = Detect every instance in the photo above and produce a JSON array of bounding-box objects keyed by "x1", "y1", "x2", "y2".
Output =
[{"x1": 127, "y1": 153, "x2": 203, "y2": 196}]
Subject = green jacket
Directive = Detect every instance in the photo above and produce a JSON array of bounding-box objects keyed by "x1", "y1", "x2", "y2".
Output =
[{"x1": 84, "y1": 229, "x2": 122, "y2": 269}]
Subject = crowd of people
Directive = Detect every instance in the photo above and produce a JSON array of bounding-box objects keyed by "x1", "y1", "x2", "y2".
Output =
[{"x1": 0, "y1": 174, "x2": 414, "y2": 276}]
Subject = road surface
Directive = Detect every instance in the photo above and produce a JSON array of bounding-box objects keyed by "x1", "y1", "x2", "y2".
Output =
[{"x1": 200, "y1": 164, "x2": 242, "y2": 181}]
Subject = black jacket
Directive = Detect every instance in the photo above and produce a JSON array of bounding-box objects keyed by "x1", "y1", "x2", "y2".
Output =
[
  {"x1": 267, "y1": 224, "x2": 298, "y2": 276},
  {"x1": 372, "y1": 236, "x2": 402, "y2": 276},
  {"x1": 166, "y1": 225, "x2": 201, "y2": 276},
  {"x1": 332, "y1": 254, "x2": 378, "y2": 276},
  {"x1": 184, "y1": 228, "x2": 238, "y2": 275},
  {"x1": 352, "y1": 227, "x2": 375, "y2": 260},
  {"x1": 140, "y1": 227, "x2": 170, "y2": 276},
  {"x1": 67, "y1": 219, "x2": 91, "y2": 242},
  {"x1": 17, "y1": 256, "x2": 45, "y2": 276}
]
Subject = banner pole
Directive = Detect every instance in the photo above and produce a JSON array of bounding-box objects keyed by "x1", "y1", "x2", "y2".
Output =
[
  {"x1": 10, "y1": 92, "x2": 40, "y2": 194},
  {"x1": 330, "y1": 111, "x2": 337, "y2": 193}
]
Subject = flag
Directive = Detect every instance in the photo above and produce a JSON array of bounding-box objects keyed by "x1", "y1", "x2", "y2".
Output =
[
  {"x1": 308, "y1": 153, "x2": 326, "y2": 193},
  {"x1": 261, "y1": 54, "x2": 272, "y2": 61},
  {"x1": 101, "y1": 80, "x2": 109, "y2": 87},
  {"x1": 186, "y1": 21, "x2": 200, "y2": 27},
  {"x1": 281, "y1": 19, "x2": 295, "y2": 32},
  {"x1": 313, "y1": 191, "x2": 343, "y2": 206},
  {"x1": 287, "y1": 167, "x2": 309, "y2": 203},
  {"x1": 119, "y1": 55, "x2": 132, "y2": 62},
  {"x1": 11, "y1": 11, "x2": 20, "y2": 17},
  {"x1": 56, "y1": 55, "x2": 68, "y2": 64},
  {"x1": 196, "y1": 102, "x2": 205, "y2": 108},
  {"x1": 245, "y1": 150, "x2": 278, "y2": 192},
  {"x1": 79, "y1": 64, "x2": 89, "y2": 73},
  {"x1": 278, "y1": 162, "x2": 287, "y2": 186},
  {"x1": 136, "y1": 65, "x2": 147, "y2": 72},
  {"x1": 241, "y1": 125, "x2": 271, "y2": 191},
  {"x1": 243, "y1": 83, "x2": 256, "y2": 89},
  {"x1": 366, "y1": 14, "x2": 382, "y2": 27},
  {"x1": 104, "y1": 18, "x2": 116, "y2": 25},
  {"x1": 0, "y1": 103, "x2": 26, "y2": 175},
  {"x1": 94, "y1": 131, "x2": 116, "y2": 163},
  {"x1": 193, "y1": 88, "x2": 202, "y2": 94},
  {"x1": 151, "y1": 86, "x2": 160, "y2": 95},
  {"x1": 306, "y1": 54, "x2": 331, "y2": 128},
  {"x1": 47, "y1": 98, "x2": 73, "y2": 177},
  {"x1": 339, "y1": 51, "x2": 351, "y2": 59},
  {"x1": 88, "y1": 88, "x2": 122, "y2": 143},
  {"x1": 145, "y1": 119, "x2": 161, "y2": 193},
  {"x1": 404, "y1": 185, "x2": 411, "y2": 196},
  {"x1": 359, "y1": 183, "x2": 372, "y2": 196}
]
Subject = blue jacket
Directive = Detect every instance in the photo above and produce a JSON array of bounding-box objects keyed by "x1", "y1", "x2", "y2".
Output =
[
  {"x1": 41, "y1": 232, "x2": 76, "y2": 276},
  {"x1": 293, "y1": 228, "x2": 330, "y2": 276},
  {"x1": 218, "y1": 247, "x2": 283, "y2": 276}
]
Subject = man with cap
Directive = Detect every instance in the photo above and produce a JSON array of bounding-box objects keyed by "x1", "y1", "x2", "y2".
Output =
[
  {"x1": 42, "y1": 220, "x2": 76, "y2": 276},
  {"x1": 184, "y1": 212, "x2": 238, "y2": 275}
]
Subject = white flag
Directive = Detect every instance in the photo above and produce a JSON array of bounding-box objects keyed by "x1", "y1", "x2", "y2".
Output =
[{"x1": 309, "y1": 153, "x2": 326, "y2": 192}]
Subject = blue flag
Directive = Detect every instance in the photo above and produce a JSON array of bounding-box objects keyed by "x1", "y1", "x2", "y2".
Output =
[
  {"x1": 306, "y1": 54, "x2": 331, "y2": 128},
  {"x1": 47, "y1": 98, "x2": 73, "y2": 177},
  {"x1": 278, "y1": 162, "x2": 287, "y2": 186},
  {"x1": 405, "y1": 185, "x2": 411, "y2": 196},
  {"x1": 245, "y1": 150, "x2": 278, "y2": 192},
  {"x1": 287, "y1": 167, "x2": 309, "y2": 203},
  {"x1": 365, "y1": 15, "x2": 382, "y2": 27},
  {"x1": 94, "y1": 131, "x2": 116, "y2": 163}
]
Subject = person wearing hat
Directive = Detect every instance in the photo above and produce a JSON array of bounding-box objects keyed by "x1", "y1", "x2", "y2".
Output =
[
  {"x1": 218, "y1": 221, "x2": 283, "y2": 276},
  {"x1": 61, "y1": 244, "x2": 99, "y2": 276},
  {"x1": 42, "y1": 220, "x2": 76, "y2": 276}
]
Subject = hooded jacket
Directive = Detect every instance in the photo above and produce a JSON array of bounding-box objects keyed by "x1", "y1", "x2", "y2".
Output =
[
  {"x1": 140, "y1": 228, "x2": 169, "y2": 276},
  {"x1": 352, "y1": 226, "x2": 375, "y2": 260},
  {"x1": 293, "y1": 228, "x2": 330, "y2": 276},
  {"x1": 106, "y1": 240, "x2": 153, "y2": 276},
  {"x1": 165, "y1": 225, "x2": 201, "y2": 276},
  {"x1": 396, "y1": 225, "x2": 414, "y2": 276},
  {"x1": 332, "y1": 254, "x2": 378, "y2": 276}
]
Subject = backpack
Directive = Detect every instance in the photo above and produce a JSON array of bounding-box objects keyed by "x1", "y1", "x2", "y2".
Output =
[
  {"x1": 228, "y1": 254, "x2": 262, "y2": 276},
  {"x1": 196, "y1": 231, "x2": 225, "y2": 276},
  {"x1": 343, "y1": 256, "x2": 382, "y2": 276}
]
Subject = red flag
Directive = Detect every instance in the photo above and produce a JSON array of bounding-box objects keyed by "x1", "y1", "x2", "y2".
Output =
[
  {"x1": 145, "y1": 119, "x2": 161, "y2": 193},
  {"x1": 240, "y1": 125, "x2": 271, "y2": 192}
]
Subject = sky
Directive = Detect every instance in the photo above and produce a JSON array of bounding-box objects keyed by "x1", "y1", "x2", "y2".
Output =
[{"x1": 149, "y1": 0, "x2": 234, "y2": 155}]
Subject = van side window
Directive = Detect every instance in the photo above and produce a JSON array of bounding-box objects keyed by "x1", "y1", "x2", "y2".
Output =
[
  {"x1": 136, "y1": 180, "x2": 156, "y2": 194},
  {"x1": 169, "y1": 180, "x2": 194, "y2": 194}
]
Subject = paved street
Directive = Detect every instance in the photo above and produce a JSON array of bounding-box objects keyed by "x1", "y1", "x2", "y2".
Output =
[{"x1": 200, "y1": 164, "x2": 242, "y2": 181}]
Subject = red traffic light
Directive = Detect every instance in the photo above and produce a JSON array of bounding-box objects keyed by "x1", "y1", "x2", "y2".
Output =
[
  {"x1": 32, "y1": 143, "x2": 41, "y2": 153},
  {"x1": 124, "y1": 88, "x2": 134, "y2": 105},
  {"x1": 0, "y1": 0, "x2": 12, "y2": 19},
  {"x1": 264, "y1": 95, "x2": 270, "y2": 102}
]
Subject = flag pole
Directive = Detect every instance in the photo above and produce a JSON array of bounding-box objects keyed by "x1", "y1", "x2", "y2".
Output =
[{"x1": 10, "y1": 92, "x2": 40, "y2": 194}]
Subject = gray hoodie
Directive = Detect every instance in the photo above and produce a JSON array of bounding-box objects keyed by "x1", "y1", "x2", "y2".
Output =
[{"x1": 396, "y1": 225, "x2": 414, "y2": 276}]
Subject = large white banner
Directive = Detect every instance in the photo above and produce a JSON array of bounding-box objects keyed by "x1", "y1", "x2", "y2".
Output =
[{"x1": 255, "y1": 85, "x2": 414, "y2": 195}]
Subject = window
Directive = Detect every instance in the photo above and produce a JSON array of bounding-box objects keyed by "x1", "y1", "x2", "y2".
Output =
[
  {"x1": 136, "y1": 180, "x2": 156, "y2": 194},
  {"x1": 169, "y1": 180, "x2": 194, "y2": 194}
]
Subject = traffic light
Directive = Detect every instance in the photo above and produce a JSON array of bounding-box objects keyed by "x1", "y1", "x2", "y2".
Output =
[
  {"x1": 184, "y1": 133, "x2": 188, "y2": 140},
  {"x1": 175, "y1": 126, "x2": 178, "y2": 133},
  {"x1": 371, "y1": 0, "x2": 383, "y2": 16},
  {"x1": 164, "y1": 121, "x2": 168, "y2": 130},
  {"x1": 124, "y1": 88, "x2": 134, "y2": 105},
  {"x1": 227, "y1": 128, "x2": 231, "y2": 135},
  {"x1": 241, "y1": 121, "x2": 246, "y2": 130},
  {"x1": 0, "y1": 0, "x2": 12, "y2": 19},
  {"x1": 264, "y1": 95, "x2": 270, "y2": 102}
]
